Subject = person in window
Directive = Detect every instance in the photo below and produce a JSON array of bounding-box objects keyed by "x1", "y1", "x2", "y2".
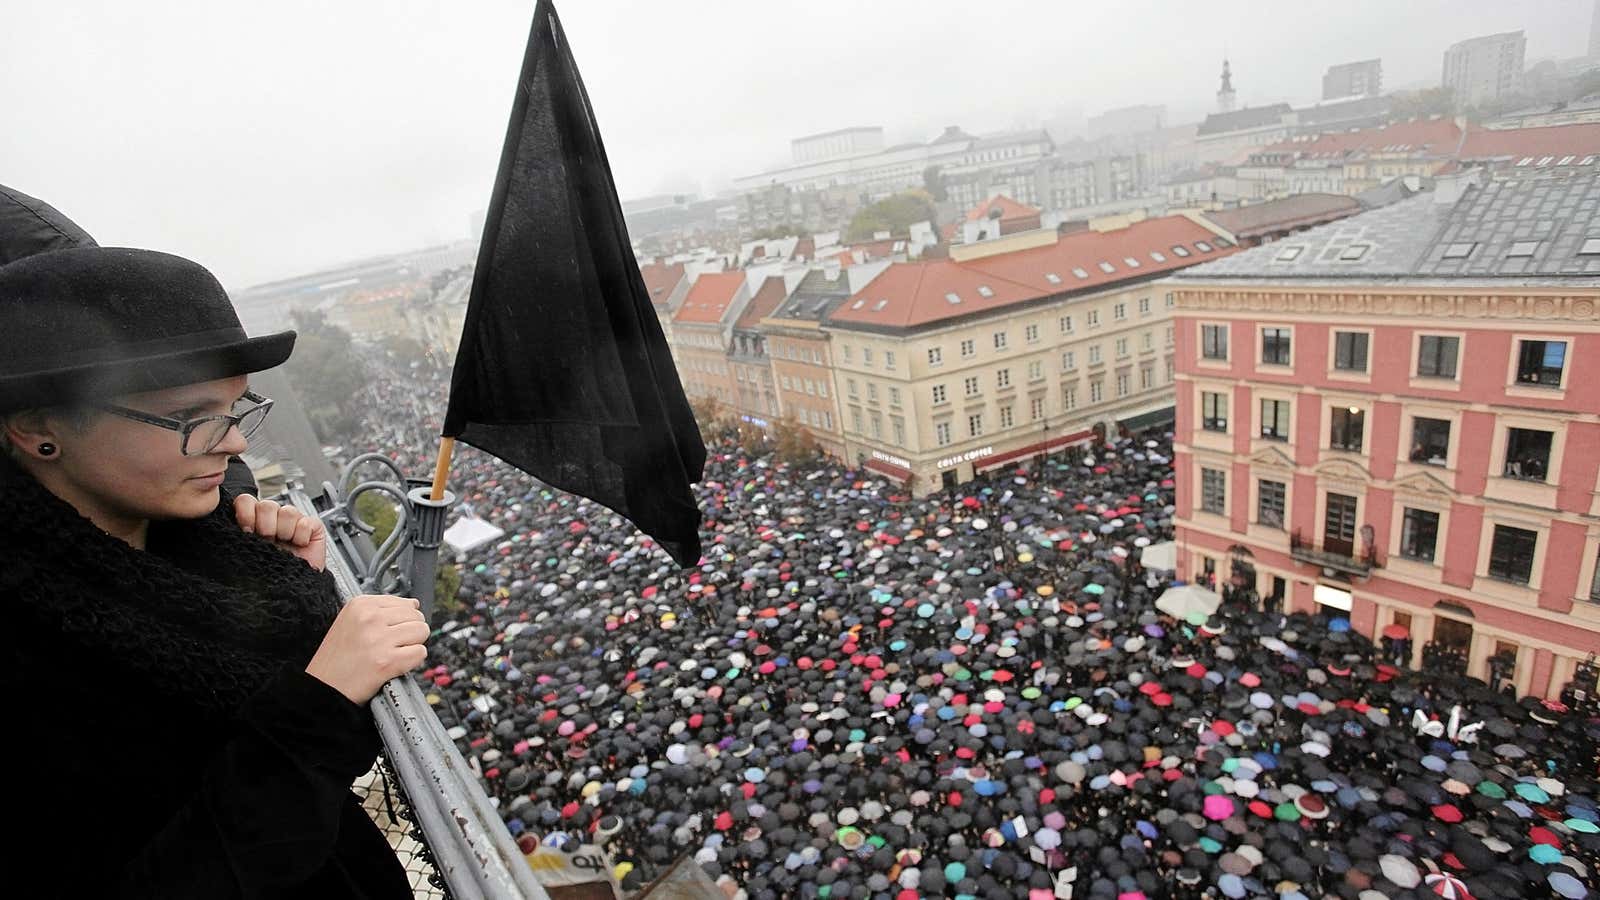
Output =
[{"x1": 0, "y1": 247, "x2": 423, "y2": 897}]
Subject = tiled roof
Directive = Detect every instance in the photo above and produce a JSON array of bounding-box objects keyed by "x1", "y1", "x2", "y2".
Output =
[
  {"x1": 1177, "y1": 169, "x2": 1600, "y2": 281},
  {"x1": 965, "y1": 194, "x2": 1040, "y2": 223},
  {"x1": 639, "y1": 261, "x2": 685, "y2": 308},
  {"x1": 1257, "y1": 118, "x2": 1465, "y2": 160},
  {"x1": 1459, "y1": 123, "x2": 1600, "y2": 163},
  {"x1": 672, "y1": 270, "x2": 745, "y2": 325},
  {"x1": 733, "y1": 276, "x2": 789, "y2": 331},
  {"x1": 1203, "y1": 194, "x2": 1362, "y2": 238},
  {"x1": 827, "y1": 215, "x2": 1237, "y2": 332},
  {"x1": 1197, "y1": 103, "x2": 1293, "y2": 137}
]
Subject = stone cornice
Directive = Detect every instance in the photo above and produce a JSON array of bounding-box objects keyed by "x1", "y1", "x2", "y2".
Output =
[{"x1": 1175, "y1": 286, "x2": 1599, "y2": 323}]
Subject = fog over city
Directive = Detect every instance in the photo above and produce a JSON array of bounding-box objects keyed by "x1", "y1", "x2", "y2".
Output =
[{"x1": 2, "y1": 0, "x2": 1590, "y2": 288}]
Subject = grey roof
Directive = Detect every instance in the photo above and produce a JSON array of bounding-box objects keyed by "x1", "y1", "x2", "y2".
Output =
[
  {"x1": 1294, "y1": 95, "x2": 1392, "y2": 128},
  {"x1": 769, "y1": 269, "x2": 854, "y2": 322},
  {"x1": 1196, "y1": 103, "x2": 1293, "y2": 137},
  {"x1": 1177, "y1": 168, "x2": 1600, "y2": 281}
]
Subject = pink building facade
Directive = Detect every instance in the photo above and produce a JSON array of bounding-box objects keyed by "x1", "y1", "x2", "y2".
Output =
[{"x1": 1167, "y1": 167, "x2": 1600, "y2": 699}]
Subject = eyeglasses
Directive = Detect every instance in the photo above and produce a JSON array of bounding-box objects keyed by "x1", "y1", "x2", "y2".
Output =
[{"x1": 91, "y1": 390, "x2": 275, "y2": 456}]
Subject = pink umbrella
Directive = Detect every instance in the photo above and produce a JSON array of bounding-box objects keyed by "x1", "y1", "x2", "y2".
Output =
[
  {"x1": 1203, "y1": 795, "x2": 1236, "y2": 821},
  {"x1": 1425, "y1": 872, "x2": 1473, "y2": 899}
]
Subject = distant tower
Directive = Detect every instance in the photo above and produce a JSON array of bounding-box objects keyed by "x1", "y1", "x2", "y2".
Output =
[{"x1": 1217, "y1": 58, "x2": 1237, "y2": 112}]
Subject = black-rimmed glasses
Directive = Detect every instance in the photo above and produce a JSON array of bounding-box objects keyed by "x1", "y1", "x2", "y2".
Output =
[{"x1": 91, "y1": 390, "x2": 274, "y2": 456}]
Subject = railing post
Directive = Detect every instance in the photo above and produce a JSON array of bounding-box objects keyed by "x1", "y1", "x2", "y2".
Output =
[{"x1": 406, "y1": 482, "x2": 455, "y2": 623}]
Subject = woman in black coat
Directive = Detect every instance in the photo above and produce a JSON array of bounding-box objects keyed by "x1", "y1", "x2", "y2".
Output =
[{"x1": 0, "y1": 246, "x2": 428, "y2": 897}]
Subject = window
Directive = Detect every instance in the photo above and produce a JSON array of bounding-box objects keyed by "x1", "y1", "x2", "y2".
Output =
[
  {"x1": 1073, "y1": 267, "x2": 1090, "y2": 279},
  {"x1": 1028, "y1": 361, "x2": 1043, "y2": 382},
  {"x1": 1201, "y1": 324, "x2": 1228, "y2": 360},
  {"x1": 1087, "y1": 309, "x2": 1100, "y2": 327},
  {"x1": 1441, "y1": 242, "x2": 1476, "y2": 259},
  {"x1": 999, "y1": 406, "x2": 1014, "y2": 428},
  {"x1": 1031, "y1": 397, "x2": 1044, "y2": 421},
  {"x1": 1139, "y1": 364, "x2": 1152, "y2": 390},
  {"x1": 1139, "y1": 297, "x2": 1150, "y2": 315},
  {"x1": 1045, "y1": 272, "x2": 1062, "y2": 285},
  {"x1": 977, "y1": 285, "x2": 994, "y2": 298},
  {"x1": 935, "y1": 421, "x2": 951, "y2": 446},
  {"x1": 1487, "y1": 525, "x2": 1536, "y2": 584},
  {"x1": 996, "y1": 369, "x2": 1011, "y2": 389},
  {"x1": 932, "y1": 384, "x2": 947, "y2": 404},
  {"x1": 892, "y1": 417, "x2": 905, "y2": 446},
  {"x1": 866, "y1": 383, "x2": 878, "y2": 403},
  {"x1": 1508, "y1": 240, "x2": 1541, "y2": 258},
  {"x1": 1114, "y1": 302, "x2": 1126, "y2": 321},
  {"x1": 994, "y1": 331, "x2": 1008, "y2": 350},
  {"x1": 1166, "y1": 292, "x2": 1174, "y2": 308},
  {"x1": 1171, "y1": 245, "x2": 1191, "y2": 258},
  {"x1": 1417, "y1": 336, "x2": 1458, "y2": 378},
  {"x1": 1062, "y1": 350, "x2": 1076, "y2": 370},
  {"x1": 1166, "y1": 325, "x2": 1174, "y2": 346},
  {"x1": 1275, "y1": 246, "x2": 1303, "y2": 261},
  {"x1": 861, "y1": 348, "x2": 873, "y2": 365},
  {"x1": 968, "y1": 413, "x2": 983, "y2": 437},
  {"x1": 1116, "y1": 372, "x2": 1129, "y2": 397},
  {"x1": 1333, "y1": 332, "x2": 1368, "y2": 372},
  {"x1": 1064, "y1": 386, "x2": 1077, "y2": 410},
  {"x1": 884, "y1": 351, "x2": 895, "y2": 370},
  {"x1": 1591, "y1": 547, "x2": 1600, "y2": 602},
  {"x1": 1260, "y1": 399, "x2": 1290, "y2": 440},
  {"x1": 1257, "y1": 479, "x2": 1285, "y2": 529},
  {"x1": 1166, "y1": 358, "x2": 1174, "y2": 382},
  {"x1": 1060, "y1": 315, "x2": 1074, "y2": 334},
  {"x1": 1410, "y1": 418, "x2": 1450, "y2": 465},
  {"x1": 1088, "y1": 344, "x2": 1102, "y2": 365},
  {"x1": 1338, "y1": 244, "x2": 1369, "y2": 261},
  {"x1": 1194, "y1": 241, "x2": 1213, "y2": 253},
  {"x1": 1090, "y1": 381, "x2": 1103, "y2": 403},
  {"x1": 960, "y1": 339, "x2": 975, "y2": 358},
  {"x1": 1201, "y1": 468, "x2": 1226, "y2": 514},
  {"x1": 824, "y1": 411, "x2": 832, "y2": 429},
  {"x1": 851, "y1": 408, "x2": 863, "y2": 433},
  {"x1": 1261, "y1": 327, "x2": 1292, "y2": 366},
  {"x1": 781, "y1": 375, "x2": 793, "y2": 391},
  {"x1": 847, "y1": 378, "x2": 858, "y2": 398},
  {"x1": 888, "y1": 387, "x2": 901, "y2": 407},
  {"x1": 1515, "y1": 340, "x2": 1566, "y2": 388},
  {"x1": 1150, "y1": 251, "x2": 1167, "y2": 263},
  {"x1": 1581, "y1": 237, "x2": 1600, "y2": 255},
  {"x1": 869, "y1": 412, "x2": 882, "y2": 439},
  {"x1": 1098, "y1": 261, "x2": 1116, "y2": 273},
  {"x1": 1115, "y1": 338, "x2": 1129, "y2": 358},
  {"x1": 928, "y1": 347, "x2": 943, "y2": 366},
  {"x1": 964, "y1": 376, "x2": 980, "y2": 397},
  {"x1": 1399, "y1": 508, "x2": 1440, "y2": 562},
  {"x1": 1025, "y1": 324, "x2": 1039, "y2": 343},
  {"x1": 1330, "y1": 405, "x2": 1364, "y2": 451},
  {"x1": 805, "y1": 379, "x2": 817, "y2": 396},
  {"x1": 818, "y1": 382, "x2": 828, "y2": 398},
  {"x1": 1503, "y1": 427, "x2": 1552, "y2": 481},
  {"x1": 1142, "y1": 331, "x2": 1153, "y2": 351},
  {"x1": 843, "y1": 345, "x2": 853, "y2": 363},
  {"x1": 1201, "y1": 391, "x2": 1228, "y2": 432}
]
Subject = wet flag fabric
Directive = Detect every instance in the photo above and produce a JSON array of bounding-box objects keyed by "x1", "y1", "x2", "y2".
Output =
[{"x1": 442, "y1": 0, "x2": 705, "y2": 566}]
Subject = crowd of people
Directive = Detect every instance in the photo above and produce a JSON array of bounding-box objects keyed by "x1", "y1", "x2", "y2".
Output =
[{"x1": 338, "y1": 356, "x2": 1598, "y2": 900}]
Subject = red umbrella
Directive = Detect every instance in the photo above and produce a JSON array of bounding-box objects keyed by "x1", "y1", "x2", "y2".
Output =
[
  {"x1": 1431, "y1": 804, "x2": 1463, "y2": 823},
  {"x1": 1382, "y1": 623, "x2": 1409, "y2": 640}
]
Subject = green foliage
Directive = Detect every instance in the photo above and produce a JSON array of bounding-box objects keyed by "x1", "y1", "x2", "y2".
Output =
[
  {"x1": 846, "y1": 191, "x2": 937, "y2": 242},
  {"x1": 770, "y1": 415, "x2": 821, "y2": 467},
  {"x1": 1389, "y1": 87, "x2": 1455, "y2": 120},
  {"x1": 748, "y1": 225, "x2": 798, "y2": 241},
  {"x1": 283, "y1": 308, "x2": 371, "y2": 444},
  {"x1": 922, "y1": 166, "x2": 948, "y2": 202},
  {"x1": 353, "y1": 491, "x2": 461, "y2": 618}
]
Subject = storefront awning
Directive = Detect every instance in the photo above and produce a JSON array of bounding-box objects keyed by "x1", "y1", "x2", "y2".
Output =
[{"x1": 1117, "y1": 405, "x2": 1175, "y2": 433}]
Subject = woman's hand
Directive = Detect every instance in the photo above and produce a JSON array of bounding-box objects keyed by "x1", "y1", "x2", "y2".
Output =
[
  {"x1": 233, "y1": 494, "x2": 327, "y2": 572},
  {"x1": 306, "y1": 594, "x2": 431, "y2": 705}
]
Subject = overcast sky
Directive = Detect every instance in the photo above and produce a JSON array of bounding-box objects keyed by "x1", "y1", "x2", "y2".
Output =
[{"x1": 3, "y1": 1, "x2": 1592, "y2": 289}]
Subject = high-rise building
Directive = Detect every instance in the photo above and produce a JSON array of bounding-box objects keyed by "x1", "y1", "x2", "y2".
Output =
[
  {"x1": 1442, "y1": 31, "x2": 1526, "y2": 108},
  {"x1": 1322, "y1": 59, "x2": 1383, "y2": 101},
  {"x1": 1171, "y1": 166, "x2": 1600, "y2": 699},
  {"x1": 1590, "y1": 0, "x2": 1600, "y2": 61}
]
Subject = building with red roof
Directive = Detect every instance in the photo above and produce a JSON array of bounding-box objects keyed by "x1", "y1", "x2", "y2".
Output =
[
  {"x1": 640, "y1": 260, "x2": 689, "y2": 341},
  {"x1": 820, "y1": 213, "x2": 1240, "y2": 491},
  {"x1": 670, "y1": 270, "x2": 752, "y2": 406},
  {"x1": 728, "y1": 276, "x2": 791, "y2": 427}
]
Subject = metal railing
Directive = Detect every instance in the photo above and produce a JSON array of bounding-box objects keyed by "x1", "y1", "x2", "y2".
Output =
[
  {"x1": 1288, "y1": 528, "x2": 1379, "y2": 577},
  {"x1": 276, "y1": 455, "x2": 550, "y2": 900}
]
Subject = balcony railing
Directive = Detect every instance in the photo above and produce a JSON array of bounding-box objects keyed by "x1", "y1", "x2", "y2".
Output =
[{"x1": 1289, "y1": 528, "x2": 1380, "y2": 577}]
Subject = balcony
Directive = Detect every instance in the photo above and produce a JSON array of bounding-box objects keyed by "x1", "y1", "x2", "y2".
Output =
[{"x1": 1289, "y1": 528, "x2": 1381, "y2": 578}]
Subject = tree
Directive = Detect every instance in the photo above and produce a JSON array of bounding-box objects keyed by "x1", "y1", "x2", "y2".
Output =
[
  {"x1": 354, "y1": 492, "x2": 463, "y2": 620},
  {"x1": 922, "y1": 166, "x2": 948, "y2": 203},
  {"x1": 770, "y1": 415, "x2": 820, "y2": 466},
  {"x1": 1389, "y1": 87, "x2": 1456, "y2": 120},
  {"x1": 283, "y1": 308, "x2": 371, "y2": 444},
  {"x1": 846, "y1": 191, "x2": 938, "y2": 242}
]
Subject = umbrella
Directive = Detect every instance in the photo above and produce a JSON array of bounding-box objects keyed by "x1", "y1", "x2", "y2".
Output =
[{"x1": 1156, "y1": 584, "x2": 1220, "y2": 620}]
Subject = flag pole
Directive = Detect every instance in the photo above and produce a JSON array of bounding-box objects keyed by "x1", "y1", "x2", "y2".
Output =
[{"x1": 430, "y1": 437, "x2": 455, "y2": 501}]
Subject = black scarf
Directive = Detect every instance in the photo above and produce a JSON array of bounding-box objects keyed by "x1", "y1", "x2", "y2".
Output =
[{"x1": 0, "y1": 454, "x2": 340, "y2": 716}]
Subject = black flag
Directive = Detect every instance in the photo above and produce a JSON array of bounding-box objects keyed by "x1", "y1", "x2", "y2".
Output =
[{"x1": 442, "y1": 0, "x2": 705, "y2": 566}]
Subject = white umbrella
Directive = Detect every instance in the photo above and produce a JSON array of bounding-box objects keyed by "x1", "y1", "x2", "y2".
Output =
[
  {"x1": 1156, "y1": 583, "x2": 1221, "y2": 620},
  {"x1": 1140, "y1": 540, "x2": 1177, "y2": 571}
]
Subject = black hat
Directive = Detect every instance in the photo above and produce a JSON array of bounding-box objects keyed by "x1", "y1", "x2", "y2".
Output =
[
  {"x1": 0, "y1": 182, "x2": 96, "y2": 265},
  {"x1": 0, "y1": 246, "x2": 295, "y2": 411}
]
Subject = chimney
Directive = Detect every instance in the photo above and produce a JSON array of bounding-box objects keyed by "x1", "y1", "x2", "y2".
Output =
[{"x1": 1432, "y1": 167, "x2": 1482, "y2": 206}]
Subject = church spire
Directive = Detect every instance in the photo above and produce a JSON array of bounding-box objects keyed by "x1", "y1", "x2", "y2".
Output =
[{"x1": 1217, "y1": 58, "x2": 1237, "y2": 113}]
